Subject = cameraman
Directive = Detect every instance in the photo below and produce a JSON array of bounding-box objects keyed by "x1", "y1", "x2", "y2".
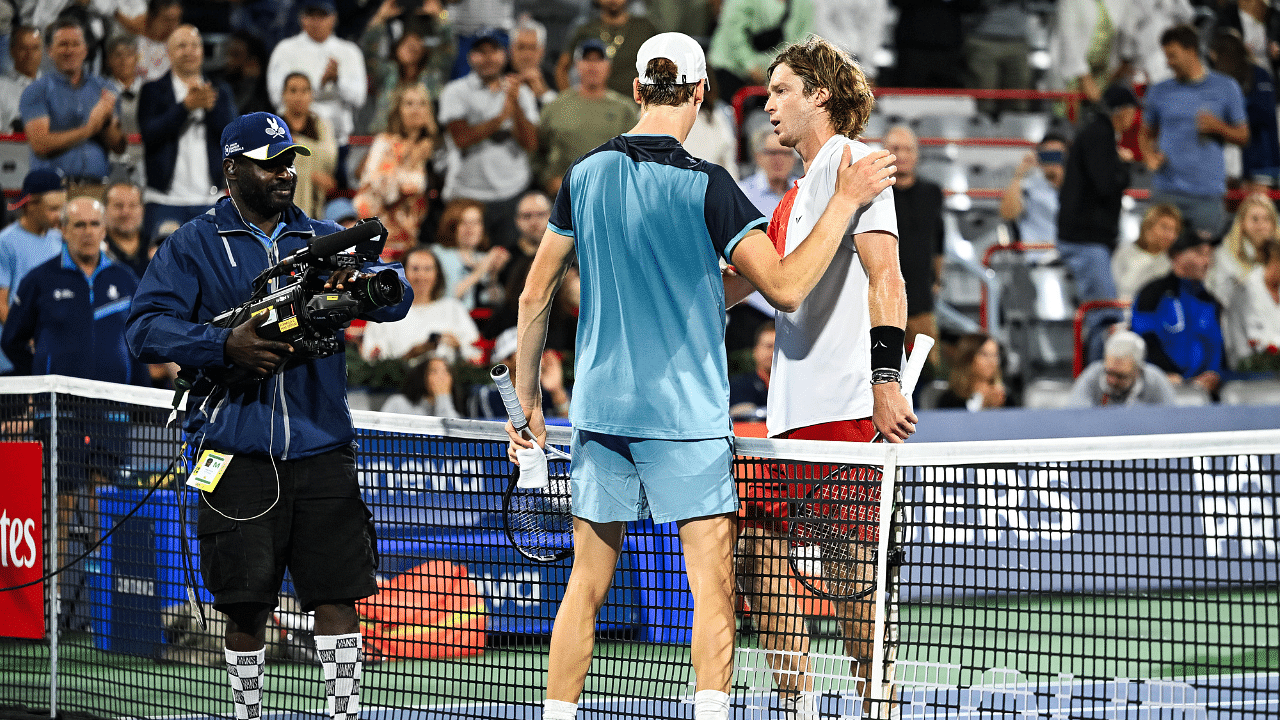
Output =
[{"x1": 125, "y1": 112, "x2": 412, "y2": 720}]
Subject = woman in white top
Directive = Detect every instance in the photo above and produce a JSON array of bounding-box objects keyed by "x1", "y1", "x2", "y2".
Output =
[
  {"x1": 1210, "y1": 192, "x2": 1280, "y2": 364},
  {"x1": 1112, "y1": 203, "x2": 1181, "y2": 302},
  {"x1": 1231, "y1": 238, "x2": 1280, "y2": 362},
  {"x1": 1210, "y1": 191, "x2": 1279, "y2": 302},
  {"x1": 360, "y1": 246, "x2": 482, "y2": 364}
]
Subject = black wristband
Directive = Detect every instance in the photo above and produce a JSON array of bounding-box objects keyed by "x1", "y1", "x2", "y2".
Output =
[{"x1": 870, "y1": 325, "x2": 906, "y2": 372}]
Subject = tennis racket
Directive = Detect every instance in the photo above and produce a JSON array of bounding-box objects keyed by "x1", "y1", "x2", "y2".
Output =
[
  {"x1": 786, "y1": 336, "x2": 933, "y2": 600},
  {"x1": 492, "y1": 364, "x2": 574, "y2": 563}
]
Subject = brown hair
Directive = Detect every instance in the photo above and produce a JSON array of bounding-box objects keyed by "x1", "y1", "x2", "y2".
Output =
[
  {"x1": 637, "y1": 58, "x2": 699, "y2": 108},
  {"x1": 1136, "y1": 204, "x2": 1183, "y2": 252},
  {"x1": 385, "y1": 83, "x2": 438, "y2": 142},
  {"x1": 435, "y1": 199, "x2": 489, "y2": 250},
  {"x1": 767, "y1": 36, "x2": 874, "y2": 139},
  {"x1": 403, "y1": 245, "x2": 446, "y2": 300},
  {"x1": 399, "y1": 355, "x2": 452, "y2": 405},
  {"x1": 1160, "y1": 24, "x2": 1199, "y2": 51},
  {"x1": 947, "y1": 332, "x2": 1002, "y2": 399}
]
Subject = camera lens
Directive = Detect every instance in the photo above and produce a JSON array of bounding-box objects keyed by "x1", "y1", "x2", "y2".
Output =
[{"x1": 357, "y1": 269, "x2": 404, "y2": 309}]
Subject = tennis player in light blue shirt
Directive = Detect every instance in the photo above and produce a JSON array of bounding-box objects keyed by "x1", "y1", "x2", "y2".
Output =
[{"x1": 505, "y1": 32, "x2": 897, "y2": 720}]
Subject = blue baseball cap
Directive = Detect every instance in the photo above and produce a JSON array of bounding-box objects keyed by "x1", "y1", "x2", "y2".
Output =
[
  {"x1": 298, "y1": 0, "x2": 337, "y2": 13},
  {"x1": 221, "y1": 112, "x2": 312, "y2": 161},
  {"x1": 575, "y1": 38, "x2": 608, "y2": 62},
  {"x1": 470, "y1": 27, "x2": 508, "y2": 51},
  {"x1": 8, "y1": 168, "x2": 64, "y2": 210}
]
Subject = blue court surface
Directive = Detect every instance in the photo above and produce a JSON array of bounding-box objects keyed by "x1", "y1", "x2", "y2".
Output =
[{"x1": 159, "y1": 673, "x2": 1279, "y2": 720}]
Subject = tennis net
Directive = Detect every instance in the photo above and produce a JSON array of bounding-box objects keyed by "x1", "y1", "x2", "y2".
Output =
[{"x1": 0, "y1": 376, "x2": 1276, "y2": 719}]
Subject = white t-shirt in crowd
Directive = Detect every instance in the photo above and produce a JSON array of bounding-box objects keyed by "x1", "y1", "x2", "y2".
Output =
[
  {"x1": 360, "y1": 297, "x2": 481, "y2": 364},
  {"x1": 437, "y1": 72, "x2": 538, "y2": 203},
  {"x1": 767, "y1": 134, "x2": 898, "y2": 438},
  {"x1": 266, "y1": 32, "x2": 367, "y2": 144}
]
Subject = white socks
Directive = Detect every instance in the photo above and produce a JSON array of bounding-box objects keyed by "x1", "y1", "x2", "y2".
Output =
[
  {"x1": 543, "y1": 698, "x2": 578, "y2": 719},
  {"x1": 316, "y1": 633, "x2": 363, "y2": 720},
  {"x1": 783, "y1": 692, "x2": 819, "y2": 720},
  {"x1": 225, "y1": 647, "x2": 265, "y2": 720},
  {"x1": 694, "y1": 689, "x2": 730, "y2": 720}
]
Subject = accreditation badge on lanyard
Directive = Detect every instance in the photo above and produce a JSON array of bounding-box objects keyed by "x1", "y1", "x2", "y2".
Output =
[{"x1": 187, "y1": 449, "x2": 234, "y2": 492}]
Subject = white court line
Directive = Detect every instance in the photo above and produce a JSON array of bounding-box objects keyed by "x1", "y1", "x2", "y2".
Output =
[{"x1": 147, "y1": 674, "x2": 1280, "y2": 720}]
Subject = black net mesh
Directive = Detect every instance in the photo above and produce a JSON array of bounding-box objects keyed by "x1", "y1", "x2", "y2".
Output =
[{"x1": 0, "y1": 388, "x2": 1276, "y2": 719}]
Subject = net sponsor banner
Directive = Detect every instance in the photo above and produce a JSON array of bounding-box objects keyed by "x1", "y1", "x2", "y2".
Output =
[
  {"x1": 355, "y1": 432, "x2": 512, "y2": 532},
  {"x1": 898, "y1": 455, "x2": 1279, "y2": 602},
  {"x1": 0, "y1": 442, "x2": 44, "y2": 639}
]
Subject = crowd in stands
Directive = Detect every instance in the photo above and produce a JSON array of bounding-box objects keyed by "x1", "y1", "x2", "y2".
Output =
[{"x1": 0, "y1": 0, "x2": 1278, "y2": 419}]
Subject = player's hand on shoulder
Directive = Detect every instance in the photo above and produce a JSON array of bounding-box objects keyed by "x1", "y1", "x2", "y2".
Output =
[
  {"x1": 834, "y1": 147, "x2": 896, "y2": 210},
  {"x1": 871, "y1": 382, "x2": 916, "y2": 444}
]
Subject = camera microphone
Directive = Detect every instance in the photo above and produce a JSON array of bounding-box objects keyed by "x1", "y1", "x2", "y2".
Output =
[{"x1": 278, "y1": 218, "x2": 385, "y2": 269}]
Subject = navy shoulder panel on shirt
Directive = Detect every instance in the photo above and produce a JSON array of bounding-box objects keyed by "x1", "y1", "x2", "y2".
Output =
[{"x1": 552, "y1": 134, "x2": 715, "y2": 234}]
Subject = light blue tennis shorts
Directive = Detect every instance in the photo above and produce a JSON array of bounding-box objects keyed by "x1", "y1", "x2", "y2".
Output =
[{"x1": 569, "y1": 429, "x2": 739, "y2": 524}]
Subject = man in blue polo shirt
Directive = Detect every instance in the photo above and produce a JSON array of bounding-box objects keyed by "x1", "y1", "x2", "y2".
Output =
[
  {"x1": 505, "y1": 32, "x2": 895, "y2": 720},
  {"x1": 1140, "y1": 23, "x2": 1248, "y2": 238},
  {"x1": 1, "y1": 196, "x2": 146, "y2": 384},
  {"x1": 19, "y1": 18, "x2": 125, "y2": 183}
]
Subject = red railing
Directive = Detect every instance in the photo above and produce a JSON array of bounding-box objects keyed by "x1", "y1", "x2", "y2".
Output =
[
  {"x1": 979, "y1": 242, "x2": 1056, "y2": 330},
  {"x1": 1073, "y1": 300, "x2": 1129, "y2": 377}
]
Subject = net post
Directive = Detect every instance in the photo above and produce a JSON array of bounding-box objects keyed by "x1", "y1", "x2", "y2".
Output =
[
  {"x1": 868, "y1": 444, "x2": 900, "y2": 717},
  {"x1": 47, "y1": 389, "x2": 58, "y2": 720}
]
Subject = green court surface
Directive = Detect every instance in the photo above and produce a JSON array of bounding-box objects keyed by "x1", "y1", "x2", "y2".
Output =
[
  {"x1": 3, "y1": 587, "x2": 1277, "y2": 719},
  {"x1": 897, "y1": 588, "x2": 1280, "y2": 687}
]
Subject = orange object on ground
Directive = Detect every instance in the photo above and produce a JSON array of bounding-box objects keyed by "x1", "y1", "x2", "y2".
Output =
[{"x1": 357, "y1": 559, "x2": 486, "y2": 660}]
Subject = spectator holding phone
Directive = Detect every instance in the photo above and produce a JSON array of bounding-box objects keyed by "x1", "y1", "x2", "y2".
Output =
[{"x1": 1000, "y1": 134, "x2": 1067, "y2": 243}]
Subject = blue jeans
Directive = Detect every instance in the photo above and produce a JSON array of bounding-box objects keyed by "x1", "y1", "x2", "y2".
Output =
[
  {"x1": 1056, "y1": 241, "x2": 1117, "y2": 303},
  {"x1": 1149, "y1": 190, "x2": 1228, "y2": 239}
]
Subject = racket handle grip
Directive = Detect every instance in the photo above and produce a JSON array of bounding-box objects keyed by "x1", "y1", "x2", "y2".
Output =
[
  {"x1": 491, "y1": 364, "x2": 529, "y2": 432},
  {"x1": 901, "y1": 335, "x2": 933, "y2": 398}
]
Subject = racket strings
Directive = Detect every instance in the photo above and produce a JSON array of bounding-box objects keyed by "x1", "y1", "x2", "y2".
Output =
[
  {"x1": 789, "y1": 466, "x2": 885, "y2": 599},
  {"x1": 507, "y1": 461, "x2": 573, "y2": 561}
]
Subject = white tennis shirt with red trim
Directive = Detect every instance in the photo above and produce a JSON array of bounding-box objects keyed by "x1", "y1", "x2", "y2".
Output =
[{"x1": 765, "y1": 134, "x2": 898, "y2": 438}]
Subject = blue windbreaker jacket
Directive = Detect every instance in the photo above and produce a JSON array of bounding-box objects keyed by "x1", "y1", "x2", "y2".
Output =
[
  {"x1": 125, "y1": 197, "x2": 413, "y2": 459},
  {"x1": 2, "y1": 247, "x2": 148, "y2": 384}
]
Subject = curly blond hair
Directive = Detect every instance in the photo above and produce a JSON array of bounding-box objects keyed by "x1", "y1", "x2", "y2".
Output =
[{"x1": 767, "y1": 36, "x2": 874, "y2": 139}]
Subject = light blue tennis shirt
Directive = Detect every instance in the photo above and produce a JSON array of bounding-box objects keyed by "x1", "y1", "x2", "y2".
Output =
[{"x1": 549, "y1": 134, "x2": 767, "y2": 439}]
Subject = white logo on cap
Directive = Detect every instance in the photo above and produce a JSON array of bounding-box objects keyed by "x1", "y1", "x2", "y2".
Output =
[
  {"x1": 265, "y1": 116, "x2": 286, "y2": 139},
  {"x1": 224, "y1": 142, "x2": 243, "y2": 155}
]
